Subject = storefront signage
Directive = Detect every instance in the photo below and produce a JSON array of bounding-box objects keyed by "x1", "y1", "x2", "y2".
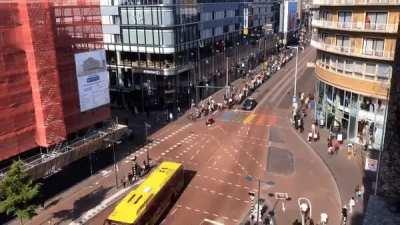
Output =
[
  {"x1": 74, "y1": 49, "x2": 110, "y2": 112},
  {"x1": 143, "y1": 69, "x2": 161, "y2": 75}
]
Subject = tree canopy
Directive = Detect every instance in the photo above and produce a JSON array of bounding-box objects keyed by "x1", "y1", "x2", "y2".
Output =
[{"x1": 0, "y1": 160, "x2": 41, "y2": 224}]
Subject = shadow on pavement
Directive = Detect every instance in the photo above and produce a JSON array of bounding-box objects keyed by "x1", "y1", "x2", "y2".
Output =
[
  {"x1": 52, "y1": 186, "x2": 112, "y2": 221},
  {"x1": 350, "y1": 212, "x2": 364, "y2": 225},
  {"x1": 155, "y1": 169, "x2": 197, "y2": 225}
]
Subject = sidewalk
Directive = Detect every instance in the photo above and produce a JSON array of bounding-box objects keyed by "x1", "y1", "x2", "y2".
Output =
[{"x1": 292, "y1": 71, "x2": 366, "y2": 225}]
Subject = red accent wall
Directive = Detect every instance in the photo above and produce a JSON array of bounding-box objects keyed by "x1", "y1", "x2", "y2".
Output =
[{"x1": 0, "y1": 0, "x2": 110, "y2": 161}]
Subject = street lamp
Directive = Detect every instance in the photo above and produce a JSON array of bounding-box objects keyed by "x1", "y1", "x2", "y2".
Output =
[
  {"x1": 144, "y1": 122, "x2": 151, "y2": 165},
  {"x1": 298, "y1": 197, "x2": 312, "y2": 225},
  {"x1": 245, "y1": 175, "x2": 275, "y2": 224},
  {"x1": 104, "y1": 138, "x2": 122, "y2": 188},
  {"x1": 286, "y1": 45, "x2": 303, "y2": 111}
]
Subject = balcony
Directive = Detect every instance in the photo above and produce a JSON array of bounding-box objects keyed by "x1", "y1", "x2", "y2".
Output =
[
  {"x1": 312, "y1": 20, "x2": 398, "y2": 33},
  {"x1": 311, "y1": 39, "x2": 395, "y2": 61},
  {"x1": 315, "y1": 63, "x2": 389, "y2": 99},
  {"x1": 313, "y1": 0, "x2": 400, "y2": 5}
]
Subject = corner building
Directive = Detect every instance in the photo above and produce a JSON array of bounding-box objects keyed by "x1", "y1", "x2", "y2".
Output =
[
  {"x1": 101, "y1": 0, "x2": 279, "y2": 112},
  {"x1": 311, "y1": 0, "x2": 400, "y2": 151}
]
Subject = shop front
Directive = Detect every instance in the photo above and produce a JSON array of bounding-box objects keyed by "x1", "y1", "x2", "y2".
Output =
[{"x1": 316, "y1": 80, "x2": 387, "y2": 151}]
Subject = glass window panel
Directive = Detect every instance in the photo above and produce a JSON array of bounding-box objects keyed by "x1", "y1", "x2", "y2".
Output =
[
  {"x1": 137, "y1": 29, "x2": 145, "y2": 44},
  {"x1": 128, "y1": 9, "x2": 136, "y2": 24},
  {"x1": 152, "y1": 8, "x2": 159, "y2": 25},
  {"x1": 329, "y1": 56, "x2": 337, "y2": 70},
  {"x1": 377, "y1": 64, "x2": 391, "y2": 78},
  {"x1": 337, "y1": 58, "x2": 344, "y2": 72},
  {"x1": 365, "y1": 63, "x2": 376, "y2": 75},
  {"x1": 344, "y1": 59, "x2": 353, "y2": 75},
  {"x1": 121, "y1": 9, "x2": 128, "y2": 24},
  {"x1": 136, "y1": 8, "x2": 144, "y2": 24},
  {"x1": 153, "y1": 30, "x2": 160, "y2": 46},
  {"x1": 146, "y1": 30, "x2": 153, "y2": 45},
  {"x1": 353, "y1": 61, "x2": 363, "y2": 75},
  {"x1": 144, "y1": 9, "x2": 153, "y2": 25},
  {"x1": 162, "y1": 30, "x2": 174, "y2": 46},
  {"x1": 161, "y1": 9, "x2": 173, "y2": 25},
  {"x1": 129, "y1": 29, "x2": 137, "y2": 44},
  {"x1": 122, "y1": 29, "x2": 129, "y2": 43}
]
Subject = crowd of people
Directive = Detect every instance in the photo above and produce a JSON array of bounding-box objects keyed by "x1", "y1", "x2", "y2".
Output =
[{"x1": 188, "y1": 48, "x2": 295, "y2": 122}]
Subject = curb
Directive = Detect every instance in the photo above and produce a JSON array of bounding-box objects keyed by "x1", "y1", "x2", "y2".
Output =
[{"x1": 290, "y1": 127, "x2": 343, "y2": 222}]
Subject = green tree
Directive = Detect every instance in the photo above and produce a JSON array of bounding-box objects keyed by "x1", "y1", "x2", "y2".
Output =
[{"x1": 0, "y1": 160, "x2": 41, "y2": 225}]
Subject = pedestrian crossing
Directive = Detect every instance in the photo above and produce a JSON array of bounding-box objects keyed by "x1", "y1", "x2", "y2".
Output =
[{"x1": 219, "y1": 111, "x2": 278, "y2": 126}]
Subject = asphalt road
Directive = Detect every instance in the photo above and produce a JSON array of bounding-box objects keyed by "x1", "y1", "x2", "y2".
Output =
[{"x1": 86, "y1": 47, "x2": 342, "y2": 225}]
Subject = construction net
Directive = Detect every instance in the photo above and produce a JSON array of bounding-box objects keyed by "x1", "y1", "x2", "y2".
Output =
[{"x1": 0, "y1": 0, "x2": 110, "y2": 161}]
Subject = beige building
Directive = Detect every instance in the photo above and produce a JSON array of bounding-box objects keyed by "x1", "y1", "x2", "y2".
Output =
[{"x1": 311, "y1": 0, "x2": 400, "y2": 151}]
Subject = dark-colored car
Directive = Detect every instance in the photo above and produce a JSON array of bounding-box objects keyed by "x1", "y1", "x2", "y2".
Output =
[{"x1": 242, "y1": 98, "x2": 257, "y2": 111}]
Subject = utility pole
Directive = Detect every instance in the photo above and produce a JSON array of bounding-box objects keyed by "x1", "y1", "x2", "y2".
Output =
[{"x1": 225, "y1": 57, "x2": 230, "y2": 98}]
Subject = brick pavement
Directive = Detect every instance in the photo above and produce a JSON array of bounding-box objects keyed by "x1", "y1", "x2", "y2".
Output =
[
  {"x1": 286, "y1": 66, "x2": 366, "y2": 225},
  {"x1": 5, "y1": 46, "x2": 366, "y2": 225}
]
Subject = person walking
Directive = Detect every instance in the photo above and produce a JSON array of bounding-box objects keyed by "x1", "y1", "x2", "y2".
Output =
[
  {"x1": 358, "y1": 184, "x2": 364, "y2": 200},
  {"x1": 355, "y1": 185, "x2": 360, "y2": 202},
  {"x1": 341, "y1": 205, "x2": 348, "y2": 224},
  {"x1": 349, "y1": 197, "x2": 356, "y2": 214},
  {"x1": 320, "y1": 212, "x2": 328, "y2": 225},
  {"x1": 121, "y1": 178, "x2": 126, "y2": 188}
]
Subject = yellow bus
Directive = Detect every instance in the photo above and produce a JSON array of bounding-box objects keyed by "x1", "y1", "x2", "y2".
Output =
[{"x1": 105, "y1": 161, "x2": 184, "y2": 225}]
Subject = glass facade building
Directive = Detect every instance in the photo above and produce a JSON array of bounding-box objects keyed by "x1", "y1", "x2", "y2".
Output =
[{"x1": 101, "y1": 0, "x2": 278, "y2": 112}]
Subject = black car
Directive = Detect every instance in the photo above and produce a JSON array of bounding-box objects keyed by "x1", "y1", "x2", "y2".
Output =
[{"x1": 242, "y1": 98, "x2": 257, "y2": 111}]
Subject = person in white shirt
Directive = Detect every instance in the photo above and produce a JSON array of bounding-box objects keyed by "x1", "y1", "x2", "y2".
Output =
[
  {"x1": 349, "y1": 197, "x2": 356, "y2": 214},
  {"x1": 320, "y1": 212, "x2": 328, "y2": 225}
]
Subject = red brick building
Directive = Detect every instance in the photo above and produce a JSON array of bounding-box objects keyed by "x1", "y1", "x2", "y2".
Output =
[{"x1": 0, "y1": 0, "x2": 110, "y2": 162}]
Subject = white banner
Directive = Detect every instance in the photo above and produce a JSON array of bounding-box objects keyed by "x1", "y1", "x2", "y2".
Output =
[{"x1": 74, "y1": 49, "x2": 110, "y2": 112}]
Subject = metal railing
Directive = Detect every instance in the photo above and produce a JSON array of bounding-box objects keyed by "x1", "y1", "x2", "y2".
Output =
[
  {"x1": 0, "y1": 121, "x2": 128, "y2": 180},
  {"x1": 312, "y1": 20, "x2": 399, "y2": 33},
  {"x1": 311, "y1": 39, "x2": 395, "y2": 61},
  {"x1": 313, "y1": 0, "x2": 400, "y2": 5}
]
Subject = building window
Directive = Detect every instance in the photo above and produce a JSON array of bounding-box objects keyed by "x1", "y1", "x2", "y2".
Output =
[
  {"x1": 365, "y1": 63, "x2": 376, "y2": 80},
  {"x1": 121, "y1": 9, "x2": 128, "y2": 24},
  {"x1": 130, "y1": 29, "x2": 137, "y2": 44},
  {"x1": 336, "y1": 35, "x2": 350, "y2": 53},
  {"x1": 338, "y1": 11, "x2": 352, "y2": 28},
  {"x1": 376, "y1": 64, "x2": 391, "y2": 81},
  {"x1": 365, "y1": 12, "x2": 387, "y2": 30},
  {"x1": 344, "y1": 59, "x2": 353, "y2": 75},
  {"x1": 363, "y1": 38, "x2": 384, "y2": 56},
  {"x1": 122, "y1": 29, "x2": 129, "y2": 44},
  {"x1": 201, "y1": 12, "x2": 212, "y2": 21},
  {"x1": 353, "y1": 61, "x2": 363, "y2": 77}
]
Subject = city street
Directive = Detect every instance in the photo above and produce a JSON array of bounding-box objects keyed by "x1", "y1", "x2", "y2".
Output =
[
  {"x1": 87, "y1": 47, "x2": 341, "y2": 225},
  {"x1": 10, "y1": 47, "x2": 343, "y2": 225}
]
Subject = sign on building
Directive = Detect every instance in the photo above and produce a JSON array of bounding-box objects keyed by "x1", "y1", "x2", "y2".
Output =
[{"x1": 74, "y1": 49, "x2": 110, "y2": 112}]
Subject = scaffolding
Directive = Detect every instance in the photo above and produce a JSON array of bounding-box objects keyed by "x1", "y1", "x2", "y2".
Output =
[
  {"x1": 0, "y1": 0, "x2": 111, "y2": 162},
  {"x1": 0, "y1": 120, "x2": 129, "y2": 181}
]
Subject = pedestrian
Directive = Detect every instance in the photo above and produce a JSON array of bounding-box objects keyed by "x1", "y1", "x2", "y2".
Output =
[
  {"x1": 358, "y1": 184, "x2": 364, "y2": 200},
  {"x1": 355, "y1": 185, "x2": 360, "y2": 202},
  {"x1": 121, "y1": 178, "x2": 126, "y2": 188},
  {"x1": 309, "y1": 218, "x2": 314, "y2": 225},
  {"x1": 308, "y1": 132, "x2": 313, "y2": 142},
  {"x1": 128, "y1": 172, "x2": 133, "y2": 184},
  {"x1": 320, "y1": 212, "x2": 328, "y2": 225},
  {"x1": 299, "y1": 118, "x2": 304, "y2": 133},
  {"x1": 349, "y1": 197, "x2": 355, "y2": 214},
  {"x1": 342, "y1": 205, "x2": 348, "y2": 223}
]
